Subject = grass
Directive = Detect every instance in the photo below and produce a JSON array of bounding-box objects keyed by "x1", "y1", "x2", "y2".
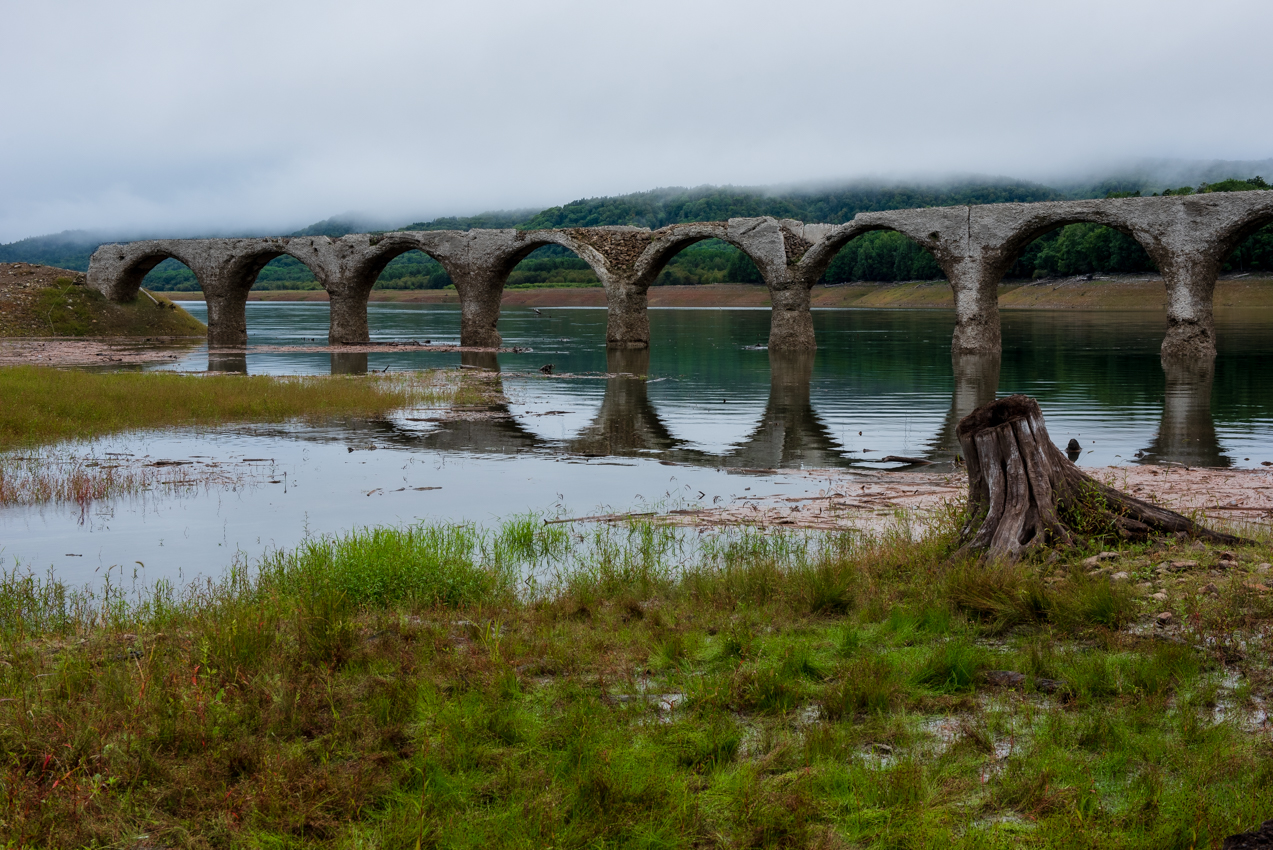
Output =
[
  {"x1": 0, "y1": 450, "x2": 257, "y2": 511},
  {"x1": 35, "y1": 283, "x2": 207, "y2": 337},
  {"x1": 0, "y1": 366, "x2": 470, "y2": 451},
  {"x1": 0, "y1": 510, "x2": 1271, "y2": 848},
  {"x1": 0, "y1": 273, "x2": 207, "y2": 338}
]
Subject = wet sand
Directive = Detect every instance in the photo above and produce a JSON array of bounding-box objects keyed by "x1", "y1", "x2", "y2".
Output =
[
  {"x1": 0, "y1": 339, "x2": 529, "y2": 367},
  {"x1": 0, "y1": 337, "x2": 201, "y2": 367}
]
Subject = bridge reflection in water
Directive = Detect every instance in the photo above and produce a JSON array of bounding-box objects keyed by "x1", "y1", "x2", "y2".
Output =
[
  {"x1": 1137, "y1": 357, "x2": 1227, "y2": 468},
  {"x1": 343, "y1": 349, "x2": 1224, "y2": 470},
  {"x1": 209, "y1": 342, "x2": 1228, "y2": 469}
]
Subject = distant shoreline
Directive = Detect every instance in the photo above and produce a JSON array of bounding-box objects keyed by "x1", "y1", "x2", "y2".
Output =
[{"x1": 163, "y1": 277, "x2": 1273, "y2": 311}]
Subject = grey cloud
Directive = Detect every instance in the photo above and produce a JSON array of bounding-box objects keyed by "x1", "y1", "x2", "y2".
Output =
[{"x1": 2, "y1": 0, "x2": 1271, "y2": 241}]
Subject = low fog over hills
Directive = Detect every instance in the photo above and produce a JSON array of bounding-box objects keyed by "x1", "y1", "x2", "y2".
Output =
[{"x1": 4, "y1": 160, "x2": 1272, "y2": 281}]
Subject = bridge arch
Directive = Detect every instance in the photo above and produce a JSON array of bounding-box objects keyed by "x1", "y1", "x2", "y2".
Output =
[
  {"x1": 204, "y1": 244, "x2": 332, "y2": 347},
  {"x1": 985, "y1": 211, "x2": 1163, "y2": 281},
  {"x1": 346, "y1": 236, "x2": 459, "y2": 292},
  {"x1": 618, "y1": 222, "x2": 805, "y2": 351},
  {"x1": 219, "y1": 246, "x2": 329, "y2": 295},
  {"x1": 797, "y1": 220, "x2": 951, "y2": 285},
  {"x1": 96, "y1": 245, "x2": 207, "y2": 302},
  {"x1": 631, "y1": 223, "x2": 770, "y2": 285},
  {"x1": 502, "y1": 231, "x2": 612, "y2": 281},
  {"x1": 1207, "y1": 203, "x2": 1273, "y2": 271},
  {"x1": 805, "y1": 224, "x2": 948, "y2": 294},
  {"x1": 329, "y1": 236, "x2": 465, "y2": 345}
]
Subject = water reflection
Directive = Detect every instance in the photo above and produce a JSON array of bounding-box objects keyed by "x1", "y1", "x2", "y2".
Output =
[
  {"x1": 208, "y1": 350, "x2": 248, "y2": 373},
  {"x1": 204, "y1": 340, "x2": 1239, "y2": 471},
  {"x1": 1139, "y1": 357, "x2": 1228, "y2": 467},
  {"x1": 736, "y1": 351, "x2": 841, "y2": 468},
  {"x1": 572, "y1": 350, "x2": 677, "y2": 455},
  {"x1": 931, "y1": 352, "x2": 1000, "y2": 460},
  {"x1": 170, "y1": 304, "x2": 1273, "y2": 469},
  {"x1": 367, "y1": 349, "x2": 851, "y2": 468},
  {"x1": 460, "y1": 351, "x2": 500, "y2": 372},
  {"x1": 330, "y1": 352, "x2": 369, "y2": 375}
]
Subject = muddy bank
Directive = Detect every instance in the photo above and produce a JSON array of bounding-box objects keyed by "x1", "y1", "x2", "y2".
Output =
[
  {"x1": 0, "y1": 337, "x2": 203, "y2": 367},
  {"x1": 166, "y1": 276, "x2": 1273, "y2": 311},
  {"x1": 645, "y1": 463, "x2": 1273, "y2": 534}
]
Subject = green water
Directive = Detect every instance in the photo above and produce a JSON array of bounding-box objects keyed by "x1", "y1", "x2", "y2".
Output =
[{"x1": 164, "y1": 303, "x2": 1273, "y2": 469}]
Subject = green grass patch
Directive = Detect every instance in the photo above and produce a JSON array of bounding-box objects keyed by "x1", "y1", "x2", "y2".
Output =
[
  {"x1": 0, "y1": 366, "x2": 461, "y2": 449},
  {"x1": 0, "y1": 516, "x2": 1271, "y2": 847},
  {"x1": 10, "y1": 280, "x2": 206, "y2": 337}
]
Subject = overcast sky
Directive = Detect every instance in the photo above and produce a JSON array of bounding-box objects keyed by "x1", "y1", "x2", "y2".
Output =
[{"x1": 2, "y1": 0, "x2": 1271, "y2": 242}]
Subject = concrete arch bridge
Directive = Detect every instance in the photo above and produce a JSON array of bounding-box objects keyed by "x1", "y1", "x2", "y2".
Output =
[{"x1": 87, "y1": 192, "x2": 1273, "y2": 360}]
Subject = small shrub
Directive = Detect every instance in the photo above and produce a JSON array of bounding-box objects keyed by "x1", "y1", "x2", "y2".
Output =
[
  {"x1": 797, "y1": 558, "x2": 857, "y2": 614},
  {"x1": 663, "y1": 715, "x2": 740, "y2": 771},
  {"x1": 836, "y1": 625, "x2": 862, "y2": 657},
  {"x1": 730, "y1": 662, "x2": 805, "y2": 714},
  {"x1": 912, "y1": 638, "x2": 986, "y2": 693},
  {"x1": 710, "y1": 622, "x2": 758, "y2": 663},
  {"x1": 945, "y1": 561, "x2": 1047, "y2": 631},
  {"x1": 1049, "y1": 573, "x2": 1137, "y2": 631},
  {"x1": 822, "y1": 655, "x2": 901, "y2": 718}
]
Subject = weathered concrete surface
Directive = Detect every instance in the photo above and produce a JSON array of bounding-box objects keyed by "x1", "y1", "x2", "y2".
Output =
[{"x1": 88, "y1": 191, "x2": 1273, "y2": 358}]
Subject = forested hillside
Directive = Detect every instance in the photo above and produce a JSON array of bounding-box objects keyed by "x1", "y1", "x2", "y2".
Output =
[{"x1": 4, "y1": 176, "x2": 1271, "y2": 292}]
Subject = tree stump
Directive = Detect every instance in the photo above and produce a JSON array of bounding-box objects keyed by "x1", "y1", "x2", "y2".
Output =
[{"x1": 956, "y1": 395, "x2": 1243, "y2": 562}]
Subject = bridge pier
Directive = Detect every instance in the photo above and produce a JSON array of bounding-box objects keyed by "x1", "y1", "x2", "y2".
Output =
[
  {"x1": 203, "y1": 286, "x2": 251, "y2": 348},
  {"x1": 453, "y1": 270, "x2": 505, "y2": 348},
  {"x1": 328, "y1": 286, "x2": 372, "y2": 345},
  {"x1": 767, "y1": 286, "x2": 817, "y2": 351},
  {"x1": 947, "y1": 260, "x2": 1002, "y2": 355},
  {"x1": 604, "y1": 280, "x2": 651, "y2": 349},
  {"x1": 1160, "y1": 255, "x2": 1219, "y2": 360}
]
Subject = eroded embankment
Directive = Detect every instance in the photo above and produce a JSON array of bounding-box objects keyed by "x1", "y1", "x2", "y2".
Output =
[{"x1": 1, "y1": 262, "x2": 206, "y2": 337}]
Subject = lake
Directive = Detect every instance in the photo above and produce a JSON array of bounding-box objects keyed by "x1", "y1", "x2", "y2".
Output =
[{"x1": 3, "y1": 302, "x2": 1272, "y2": 587}]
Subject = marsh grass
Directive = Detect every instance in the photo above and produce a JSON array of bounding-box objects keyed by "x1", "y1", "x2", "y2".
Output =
[
  {"x1": 0, "y1": 512, "x2": 1271, "y2": 847},
  {"x1": 0, "y1": 367, "x2": 473, "y2": 507},
  {"x1": 0, "y1": 366, "x2": 457, "y2": 450},
  {"x1": 0, "y1": 449, "x2": 263, "y2": 511}
]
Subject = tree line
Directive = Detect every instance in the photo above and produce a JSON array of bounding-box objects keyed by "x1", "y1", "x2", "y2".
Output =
[{"x1": 5, "y1": 178, "x2": 1271, "y2": 291}]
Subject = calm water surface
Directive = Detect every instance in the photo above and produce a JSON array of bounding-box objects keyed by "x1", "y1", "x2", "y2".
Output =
[{"x1": 4, "y1": 302, "x2": 1272, "y2": 586}]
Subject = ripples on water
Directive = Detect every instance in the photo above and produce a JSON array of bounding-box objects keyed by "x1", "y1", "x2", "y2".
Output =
[{"x1": 3, "y1": 301, "x2": 1272, "y2": 585}]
